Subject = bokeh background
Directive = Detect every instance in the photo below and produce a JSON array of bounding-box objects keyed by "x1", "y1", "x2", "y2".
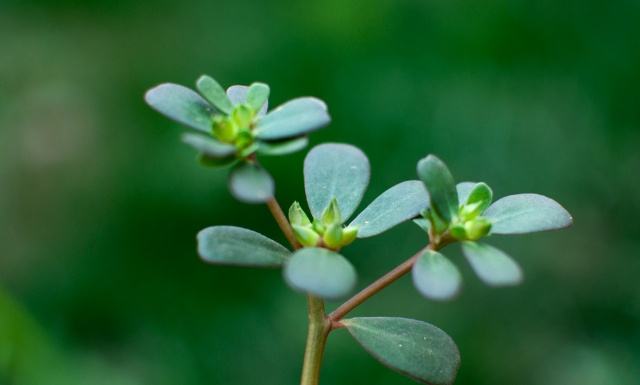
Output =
[{"x1": 2, "y1": 0, "x2": 639, "y2": 384}]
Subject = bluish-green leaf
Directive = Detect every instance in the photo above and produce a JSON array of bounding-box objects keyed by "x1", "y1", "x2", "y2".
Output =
[
  {"x1": 246, "y1": 82, "x2": 270, "y2": 111},
  {"x1": 145, "y1": 83, "x2": 214, "y2": 132},
  {"x1": 255, "y1": 97, "x2": 330, "y2": 140},
  {"x1": 484, "y1": 193, "x2": 573, "y2": 234},
  {"x1": 196, "y1": 75, "x2": 233, "y2": 114},
  {"x1": 456, "y1": 182, "x2": 476, "y2": 204},
  {"x1": 342, "y1": 317, "x2": 460, "y2": 385},
  {"x1": 461, "y1": 242, "x2": 522, "y2": 286},
  {"x1": 304, "y1": 143, "x2": 370, "y2": 221},
  {"x1": 197, "y1": 226, "x2": 290, "y2": 267},
  {"x1": 417, "y1": 155, "x2": 458, "y2": 223},
  {"x1": 228, "y1": 163, "x2": 274, "y2": 203},
  {"x1": 412, "y1": 250, "x2": 461, "y2": 301},
  {"x1": 350, "y1": 180, "x2": 429, "y2": 238},
  {"x1": 466, "y1": 183, "x2": 493, "y2": 211},
  {"x1": 257, "y1": 136, "x2": 308, "y2": 156},
  {"x1": 413, "y1": 218, "x2": 430, "y2": 232},
  {"x1": 226, "y1": 85, "x2": 269, "y2": 116},
  {"x1": 181, "y1": 133, "x2": 236, "y2": 158},
  {"x1": 283, "y1": 248, "x2": 356, "y2": 300}
]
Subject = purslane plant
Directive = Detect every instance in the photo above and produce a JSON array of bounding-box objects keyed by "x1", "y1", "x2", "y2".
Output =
[{"x1": 145, "y1": 75, "x2": 573, "y2": 385}]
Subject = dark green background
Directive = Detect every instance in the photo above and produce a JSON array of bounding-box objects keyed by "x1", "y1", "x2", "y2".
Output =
[{"x1": 1, "y1": 0, "x2": 639, "y2": 384}]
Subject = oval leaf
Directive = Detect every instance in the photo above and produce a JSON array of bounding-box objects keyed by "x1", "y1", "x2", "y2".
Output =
[
  {"x1": 283, "y1": 248, "x2": 356, "y2": 300},
  {"x1": 228, "y1": 163, "x2": 274, "y2": 203},
  {"x1": 350, "y1": 180, "x2": 429, "y2": 238},
  {"x1": 483, "y1": 193, "x2": 573, "y2": 234},
  {"x1": 466, "y1": 182, "x2": 493, "y2": 212},
  {"x1": 196, "y1": 75, "x2": 233, "y2": 114},
  {"x1": 181, "y1": 133, "x2": 236, "y2": 158},
  {"x1": 461, "y1": 242, "x2": 522, "y2": 286},
  {"x1": 257, "y1": 136, "x2": 309, "y2": 156},
  {"x1": 145, "y1": 83, "x2": 214, "y2": 132},
  {"x1": 226, "y1": 85, "x2": 268, "y2": 116},
  {"x1": 342, "y1": 317, "x2": 460, "y2": 385},
  {"x1": 255, "y1": 97, "x2": 330, "y2": 140},
  {"x1": 246, "y1": 82, "x2": 270, "y2": 111},
  {"x1": 197, "y1": 226, "x2": 290, "y2": 267},
  {"x1": 417, "y1": 155, "x2": 458, "y2": 223},
  {"x1": 304, "y1": 143, "x2": 370, "y2": 221},
  {"x1": 412, "y1": 250, "x2": 462, "y2": 301}
]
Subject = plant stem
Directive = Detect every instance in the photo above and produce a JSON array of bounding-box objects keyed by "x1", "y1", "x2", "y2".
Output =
[{"x1": 264, "y1": 196, "x2": 328, "y2": 385}]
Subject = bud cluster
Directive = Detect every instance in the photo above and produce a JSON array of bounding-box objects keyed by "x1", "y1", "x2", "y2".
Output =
[
  {"x1": 212, "y1": 103, "x2": 259, "y2": 154},
  {"x1": 288, "y1": 199, "x2": 358, "y2": 250}
]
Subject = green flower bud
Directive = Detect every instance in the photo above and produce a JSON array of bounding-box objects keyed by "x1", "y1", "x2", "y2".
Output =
[
  {"x1": 289, "y1": 201, "x2": 311, "y2": 226},
  {"x1": 321, "y1": 198, "x2": 342, "y2": 226},
  {"x1": 341, "y1": 225, "x2": 358, "y2": 247},
  {"x1": 459, "y1": 201, "x2": 483, "y2": 221},
  {"x1": 465, "y1": 182, "x2": 493, "y2": 213},
  {"x1": 427, "y1": 209, "x2": 448, "y2": 234},
  {"x1": 464, "y1": 217, "x2": 492, "y2": 241},
  {"x1": 323, "y1": 223, "x2": 343, "y2": 249},
  {"x1": 212, "y1": 116, "x2": 238, "y2": 143},
  {"x1": 449, "y1": 223, "x2": 467, "y2": 240},
  {"x1": 292, "y1": 224, "x2": 320, "y2": 247},
  {"x1": 231, "y1": 104, "x2": 254, "y2": 129},
  {"x1": 312, "y1": 219, "x2": 326, "y2": 235}
]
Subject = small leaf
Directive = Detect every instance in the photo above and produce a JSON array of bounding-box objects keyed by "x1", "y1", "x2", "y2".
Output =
[
  {"x1": 456, "y1": 182, "x2": 476, "y2": 204},
  {"x1": 181, "y1": 133, "x2": 236, "y2": 158},
  {"x1": 350, "y1": 180, "x2": 429, "y2": 238},
  {"x1": 246, "y1": 82, "x2": 270, "y2": 111},
  {"x1": 304, "y1": 143, "x2": 370, "y2": 221},
  {"x1": 257, "y1": 137, "x2": 309, "y2": 156},
  {"x1": 417, "y1": 155, "x2": 458, "y2": 223},
  {"x1": 255, "y1": 97, "x2": 330, "y2": 140},
  {"x1": 465, "y1": 182, "x2": 493, "y2": 212},
  {"x1": 145, "y1": 83, "x2": 214, "y2": 132},
  {"x1": 196, "y1": 75, "x2": 233, "y2": 114},
  {"x1": 283, "y1": 248, "x2": 356, "y2": 300},
  {"x1": 197, "y1": 226, "x2": 290, "y2": 267},
  {"x1": 461, "y1": 242, "x2": 522, "y2": 286},
  {"x1": 228, "y1": 163, "x2": 274, "y2": 203},
  {"x1": 292, "y1": 225, "x2": 320, "y2": 247},
  {"x1": 226, "y1": 85, "x2": 268, "y2": 116},
  {"x1": 483, "y1": 193, "x2": 573, "y2": 234},
  {"x1": 412, "y1": 250, "x2": 461, "y2": 301},
  {"x1": 289, "y1": 201, "x2": 311, "y2": 226},
  {"x1": 342, "y1": 317, "x2": 460, "y2": 385}
]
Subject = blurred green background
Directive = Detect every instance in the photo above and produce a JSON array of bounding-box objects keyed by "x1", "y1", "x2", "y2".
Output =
[{"x1": 1, "y1": 0, "x2": 639, "y2": 384}]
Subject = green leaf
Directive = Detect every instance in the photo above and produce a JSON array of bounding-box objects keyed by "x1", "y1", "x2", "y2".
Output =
[
  {"x1": 145, "y1": 83, "x2": 214, "y2": 132},
  {"x1": 417, "y1": 155, "x2": 458, "y2": 223},
  {"x1": 255, "y1": 97, "x2": 330, "y2": 140},
  {"x1": 283, "y1": 248, "x2": 356, "y2": 300},
  {"x1": 483, "y1": 193, "x2": 573, "y2": 234},
  {"x1": 304, "y1": 143, "x2": 370, "y2": 221},
  {"x1": 342, "y1": 317, "x2": 460, "y2": 385},
  {"x1": 413, "y1": 218, "x2": 430, "y2": 232},
  {"x1": 465, "y1": 182, "x2": 493, "y2": 212},
  {"x1": 181, "y1": 133, "x2": 236, "y2": 158},
  {"x1": 197, "y1": 226, "x2": 290, "y2": 267},
  {"x1": 226, "y1": 85, "x2": 269, "y2": 116},
  {"x1": 196, "y1": 75, "x2": 233, "y2": 114},
  {"x1": 228, "y1": 163, "x2": 274, "y2": 203},
  {"x1": 456, "y1": 182, "x2": 476, "y2": 204},
  {"x1": 350, "y1": 180, "x2": 429, "y2": 238},
  {"x1": 461, "y1": 242, "x2": 522, "y2": 286},
  {"x1": 412, "y1": 250, "x2": 461, "y2": 301},
  {"x1": 246, "y1": 82, "x2": 270, "y2": 111},
  {"x1": 321, "y1": 198, "x2": 342, "y2": 225},
  {"x1": 257, "y1": 136, "x2": 309, "y2": 156}
]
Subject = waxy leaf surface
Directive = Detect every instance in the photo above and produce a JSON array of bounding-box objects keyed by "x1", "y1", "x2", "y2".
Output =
[
  {"x1": 417, "y1": 155, "x2": 458, "y2": 222},
  {"x1": 256, "y1": 97, "x2": 330, "y2": 140},
  {"x1": 461, "y1": 242, "x2": 522, "y2": 286},
  {"x1": 181, "y1": 133, "x2": 235, "y2": 158},
  {"x1": 484, "y1": 193, "x2": 572, "y2": 234},
  {"x1": 196, "y1": 75, "x2": 233, "y2": 114},
  {"x1": 412, "y1": 250, "x2": 461, "y2": 301},
  {"x1": 229, "y1": 163, "x2": 274, "y2": 203},
  {"x1": 145, "y1": 83, "x2": 214, "y2": 132}
]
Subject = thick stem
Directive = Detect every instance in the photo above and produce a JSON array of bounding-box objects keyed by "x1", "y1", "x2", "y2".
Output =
[{"x1": 300, "y1": 295, "x2": 330, "y2": 385}]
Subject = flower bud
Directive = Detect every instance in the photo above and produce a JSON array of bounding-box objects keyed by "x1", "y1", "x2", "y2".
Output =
[
  {"x1": 341, "y1": 226, "x2": 358, "y2": 247},
  {"x1": 322, "y1": 223, "x2": 343, "y2": 249},
  {"x1": 212, "y1": 116, "x2": 238, "y2": 143},
  {"x1": 231, "y1": 104, "x2": 254, "y2": 129},
  {"x1": 289, "y1": 201, "x2": 311, "y2": 226},
  {"x1": 292, "y1": 224, "x2": 320, "y2": 247},
  {"x1": 464, "y1": 217, "x2": 492, "y2": 241},
  {"x1": 321, "y1": 198, "x2": 342, "y2": 226},
  {"x1": 449, "y1": 223, "x2": 467, "y2": 240}
]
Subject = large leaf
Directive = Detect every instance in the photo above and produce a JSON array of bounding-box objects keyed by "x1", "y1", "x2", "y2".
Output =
[
  {"x1": 197, "y1": 226, "x2": 290, "y2": 267},
  {"x1": 342, "y1": 317, "x2": 460, "y2": 385},
  {"x1": 257, "y1": 136, "x2": 308, "y2": 156},
  {"x1": 483, "y1": 193, "x2": 573, "y2": 234},
  {"x1": 181, "y1": 133, "x2": 236, "y2": 158},
  {"x1": 255, "y1": 97, "x2": 330, "y2": 140},
  {"x1": 226, "y1": 85, "x2": 268, "y2": 116},
  {"x1": 145, "y1": 83, "x2": 214, "y2": 132},
  {"x1": 196, "y1": 75, "x2": 233, "y2": 114},
  {"x1": 412, "y1": 250, "x2": 462, "y2": 301},
  {"x1": 304, "y1": 143, "x2": 370, "y2": 221},
  {"x1": 461, "y1": 242, "x2": 522, "y2": 286},
  {"x1": 417, "y1": 155, "x2": 458, "y2": 223},
  {"x1": 228, "y1": 163, "x2": 274, "y2": 203},
  {"x1": 350, "y1": 180, "x2": 429, "y2": 238},
  {"x1": 283, "y1": 248, "x2": 356, "y2": 300}
]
